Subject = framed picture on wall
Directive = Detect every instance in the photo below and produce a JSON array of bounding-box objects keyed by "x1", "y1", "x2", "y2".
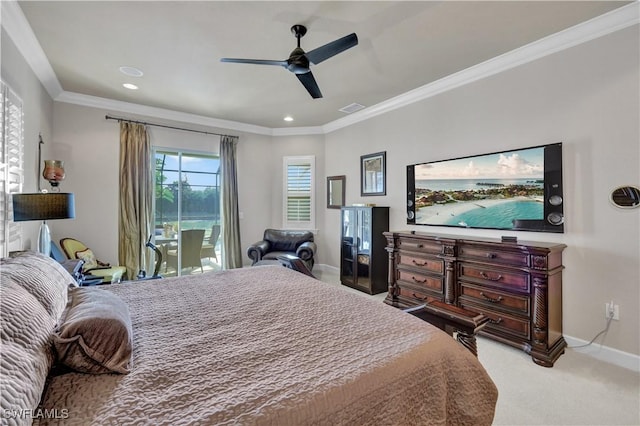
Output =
[{"x1": 361, "y1": 151, "x2": 386, "y2": 196}]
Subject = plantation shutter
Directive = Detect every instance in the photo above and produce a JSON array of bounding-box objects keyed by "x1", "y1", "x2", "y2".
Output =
[
  {"x1": 283, "y1": 156, "x2": 315, "y2": 229},
  {"x1": 0, "y1": 81, "x2": 24, "y2": 257}
]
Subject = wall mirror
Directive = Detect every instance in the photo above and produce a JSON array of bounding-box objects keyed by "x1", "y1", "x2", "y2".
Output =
[
  {"x1": 610, "y1": 185, "x2": 640, "y2": 209},
  {"x1": 327, "y1": 175, "x2": 346, "y2": 209}
]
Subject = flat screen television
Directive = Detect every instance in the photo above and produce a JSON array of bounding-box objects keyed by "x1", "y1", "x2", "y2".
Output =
[{"x1": 406, "y1": 143, "x2": 564, "y2": 233}]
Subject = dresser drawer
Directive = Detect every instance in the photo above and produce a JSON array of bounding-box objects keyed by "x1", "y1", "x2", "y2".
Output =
[
  {"x1": 397, "y1": 238, "x2": 442, "y2": 255},
  {"x1": 397, "y1": 252, "x2": 444, "y2": 274},
  {"x1": 458, "y1": 245, "x2": 529, "y2": 267},
  {"x1": 398, "y1": 286, "x2": 442, "y2": 304},
  {"x1": 458, "y1": 263, "x2": 529, "y2": 292},
  {"x1": 460, "y1": 302, "x2": 530, "y2": 341},
  {"x1": 398, "y1": 269, "x2": 444, "y2": 292},
  {"x1": 459, "y1": 283, "x2": 530, "y2": 317}
]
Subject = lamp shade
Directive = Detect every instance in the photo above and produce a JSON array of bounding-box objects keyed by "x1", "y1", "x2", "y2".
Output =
[{"x1": 12, "y1": 193, "x2": 75, "y2": 221}]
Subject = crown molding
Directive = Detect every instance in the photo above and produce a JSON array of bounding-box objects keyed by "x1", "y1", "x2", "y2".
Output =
[
  {"x1": 272, "y1": 126, "x2": 325, "y2": 136},
  {"x1": 55, "y1": 91, "x2": 274, "y2": 136},
  {"x1": 5, "y1": 0, "x2": 638, "y2": 137},
  {"x1": 1, "y1": 0, "x2": 63, "y2": 99},
  {"x1": 57, "y1": 91, "x2": 326, "y2": 137}
]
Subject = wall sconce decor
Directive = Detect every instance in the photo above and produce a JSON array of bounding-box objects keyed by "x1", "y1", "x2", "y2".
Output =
[
  {"x1": 11, "y1": 134, "x2": 75, "y2": 255},
  {"x1": 42, "y1": 160, "x2": 66, "y2": 188},
  {"x1": 38, "y1": 134, "x2": 66, "y2": 191},
  {"x1": 12, "y1": 192, "x2": 75, "y2": 255},
  {"x1": 610, "y1": 185, "x2": 640, "y2": 209}
]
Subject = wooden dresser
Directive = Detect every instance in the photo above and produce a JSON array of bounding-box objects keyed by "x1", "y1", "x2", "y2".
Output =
[{"x1": 384, "y1": 231, "x2": 567, "y2": 367}]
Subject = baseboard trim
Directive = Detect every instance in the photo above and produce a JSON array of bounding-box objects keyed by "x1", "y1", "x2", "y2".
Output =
[
  {"x1": 313, "y1": 264, "x2": 339, "y2": 274},
  {"x1": 564, "y1": 335, "x2": 640, "y2": 372}
]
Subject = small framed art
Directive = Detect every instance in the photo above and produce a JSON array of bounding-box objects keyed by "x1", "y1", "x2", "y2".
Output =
[{"x1": 361, "y1": 151, "x2": 386, "y2": 196}]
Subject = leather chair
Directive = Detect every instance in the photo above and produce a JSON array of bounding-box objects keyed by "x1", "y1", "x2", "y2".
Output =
[{"x1": 247, "y1": 229, "x2": 317, "y2": 271}]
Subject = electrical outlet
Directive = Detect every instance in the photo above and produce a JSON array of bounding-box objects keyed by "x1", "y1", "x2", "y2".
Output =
[{"x1": 605, "y1": 302, "x2": 620, "y2": 320}]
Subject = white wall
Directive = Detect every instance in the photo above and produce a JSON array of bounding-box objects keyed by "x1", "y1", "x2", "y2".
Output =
[
  {"x1": 269, "y1": 135, "x2": 326, "y2": 261},
  {"x1": 51, "y1": 103, "x2": 279, "y2": 267},
  {"x1": 323, "y1": 26, "x2": 640, "y2": 356},
  {"x1": 1, "y1": 28, "x2": 54, "y2": 252}
]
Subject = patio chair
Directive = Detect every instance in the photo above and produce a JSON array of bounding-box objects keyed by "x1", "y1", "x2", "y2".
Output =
[
  {"x1": 166, "y1": 229, "x2": 205, "y2": 273},
  {"x1": 200, "y1": 224, "x2": 220, "y2": 262}
]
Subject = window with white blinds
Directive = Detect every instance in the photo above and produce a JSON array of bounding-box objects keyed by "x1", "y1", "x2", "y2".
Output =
[
  {"x1": 283, "y1": 156, "x2": 315, "y2": 229},
  {"x1": 1, "y1": 81, "x2": 24, "y2": 257}
]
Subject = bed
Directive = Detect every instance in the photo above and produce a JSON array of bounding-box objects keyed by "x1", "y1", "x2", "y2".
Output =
[{"x1": 1, "y1": 251, "x2": 497, "y2": 425}]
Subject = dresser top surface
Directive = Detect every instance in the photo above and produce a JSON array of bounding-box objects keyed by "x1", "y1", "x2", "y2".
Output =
[{"x1": 386, "y1": 230, "x2": 567, "y2": 251}]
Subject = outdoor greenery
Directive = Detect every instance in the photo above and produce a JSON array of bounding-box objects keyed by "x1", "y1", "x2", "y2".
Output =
[{"x1": 154, "y1": 154, "x2": 220, "y2": 226}]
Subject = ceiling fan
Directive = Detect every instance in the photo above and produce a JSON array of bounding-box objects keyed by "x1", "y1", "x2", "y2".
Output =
[{"x1": 220, "y1": 25, "x2": 358, "y2": 99}]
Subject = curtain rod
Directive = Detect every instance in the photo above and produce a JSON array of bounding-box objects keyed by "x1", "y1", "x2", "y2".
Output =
[{"x1": 105, "y1": 115, "x2": 237, "y2": 138}]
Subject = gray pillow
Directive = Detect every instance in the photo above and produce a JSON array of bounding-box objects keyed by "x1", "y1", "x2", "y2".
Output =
[
  {"x1": 0, "y1": 277, "x2": 57, "y2": 416},
  {"x1": 53, "y1": 288, "x2": 133, "y2": 374},
  {"x1": 1, "y1": 251, "x2": 77, "y2": 323}
]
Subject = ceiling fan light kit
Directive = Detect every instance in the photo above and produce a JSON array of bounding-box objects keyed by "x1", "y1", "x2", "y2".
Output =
[{"x1": 220, "y1": 25, "x2": 358, "y2": 99}]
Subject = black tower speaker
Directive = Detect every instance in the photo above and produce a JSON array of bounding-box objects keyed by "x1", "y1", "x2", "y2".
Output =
[
  {"x1": 543, "y1": 144, "x2": 564, "y2": 231},
  {"x1": 407, "y1": 165, "x2": 416, "y2": 224}
]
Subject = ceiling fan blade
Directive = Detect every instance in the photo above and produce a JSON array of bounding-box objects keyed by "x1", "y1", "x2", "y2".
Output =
[
  {"x1": 296, "y1": 72, "x2": 323, "y2": 99},
  {"x1": 220, "y1": 58, "x2": 287, "y2": 67},
  {"x1": 305, "y1": 33, "x2": 358, "y2": 65}
]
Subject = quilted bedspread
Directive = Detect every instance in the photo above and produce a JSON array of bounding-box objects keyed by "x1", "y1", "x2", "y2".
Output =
[{"x1": 36, "y1": 266, "x2": 497, "y2": 425}]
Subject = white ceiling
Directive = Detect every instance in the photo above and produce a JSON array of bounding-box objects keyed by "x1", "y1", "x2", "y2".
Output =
[{"x1": 13, "y1": 1, "x2": 633, "y2": 130}]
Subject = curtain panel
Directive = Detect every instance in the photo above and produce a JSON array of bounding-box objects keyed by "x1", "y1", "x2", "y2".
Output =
[
  {"x1": 220, "y1": 136, "x2": 242, "y2": 269},
  {"x1": 118, "y1": 122, "x2": 152, "y2": 279}
]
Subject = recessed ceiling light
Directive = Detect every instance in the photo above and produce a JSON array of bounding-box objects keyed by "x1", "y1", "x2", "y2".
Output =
[
  {"x1": 123, "y1": 83, "x2": 139, "y2": 90},
  {"x1": 283, "y1": 116, "x2": 294, "y2": 122},
  {"x1": 119, "y1": 66, "x2": 144, "y2": 77}
]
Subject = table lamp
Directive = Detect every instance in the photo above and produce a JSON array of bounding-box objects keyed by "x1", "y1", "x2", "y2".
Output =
[{"x1": 12, "y1": 193, "x2": 75, "y2": 255}]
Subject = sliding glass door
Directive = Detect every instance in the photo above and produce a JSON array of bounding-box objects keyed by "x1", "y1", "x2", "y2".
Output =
[{"x1": 154, "y1": 149, "x2": 220, "y2": 276}]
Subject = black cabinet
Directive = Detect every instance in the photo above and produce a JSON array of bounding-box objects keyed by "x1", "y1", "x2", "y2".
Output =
[{"x1": 340, "y1": 206, "x2": 389, "y2": 294}]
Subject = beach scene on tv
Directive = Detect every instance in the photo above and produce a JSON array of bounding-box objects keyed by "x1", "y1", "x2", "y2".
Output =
[{"x1": 414, "y1": 147, "x2": 544, "y2": 229}]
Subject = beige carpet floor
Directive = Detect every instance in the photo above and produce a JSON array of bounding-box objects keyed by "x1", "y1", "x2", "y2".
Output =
[
  {"x1": 315, "y1": 267, "x2": 640, "y2": 426},
  {"x1": 478, "y1": 336, "x2": 639, "y2": 425}
]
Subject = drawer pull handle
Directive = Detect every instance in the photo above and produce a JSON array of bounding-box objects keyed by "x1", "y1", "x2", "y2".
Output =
[
  {"x1": 486, "y1": 253, "x2": 497, "y2": 259},
  {"x1": 412, "y1": 276, "x2": 427, "y2": 284},
  {"x1": 480, "y1": 292, "x2": 503, "y2": 303},
  {"x1": 480, "y1": 271, "x2": 503, "y2": 281},
  {"x1": 412, "y1": 259, "x2": 427, "y2": 267},
  {"x1": 412, "y1": 293, "x2": 428, "y2": 301},
  {"x1": 489, "y1": 317, "x2": 503, "y2": 325},
  {"x1": 405, "y1": 243, "x2": 424, "y2": 248}
]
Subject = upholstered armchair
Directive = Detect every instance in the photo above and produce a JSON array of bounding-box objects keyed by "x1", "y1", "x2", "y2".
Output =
[
  {"x1": 247, "y1": 229, "x2": 317, "y2": 270},
  {"x1": 59, "y1": 238, "x2": 127, "y2": 284}
]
